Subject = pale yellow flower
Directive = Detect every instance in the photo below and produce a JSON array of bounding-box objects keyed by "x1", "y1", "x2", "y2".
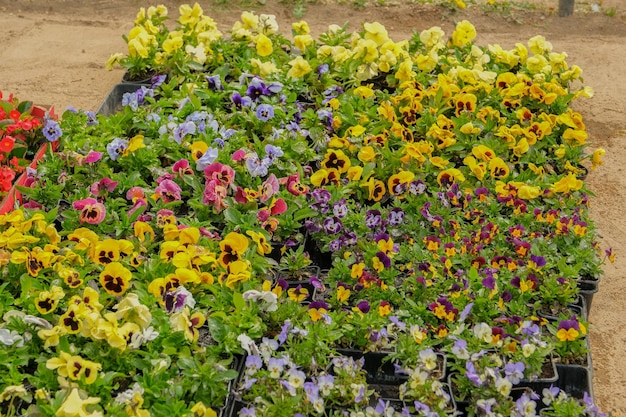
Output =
[
  {"x1": 287, "y1": 56, "x2": 312, "y2": 78},
  {"x1": 255, "y1": 34, "x2": 273, "y2": 57},
  {"x1": 451, "y1": 20, "x2": 476, "y2": 48}
]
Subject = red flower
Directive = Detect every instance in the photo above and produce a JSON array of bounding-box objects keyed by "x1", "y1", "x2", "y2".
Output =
[
  {"x1": 0, "y1": 166, "x2": 16, "y2": 192},
  {"x1": 0, "y1": 135, "x2": 15, "y2": 153}
]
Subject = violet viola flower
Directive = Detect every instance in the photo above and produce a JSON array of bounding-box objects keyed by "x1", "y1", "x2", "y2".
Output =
[
  {"x1": 256, "y1": 104, "x2": 275, "y2": 122},
  {"x1": 106, "y1": 137, "x2": 128, "y2": 161},
  {"x1": 504, "y1": 361, "x2": 525, "y2": 385},
  {"x1": 465, "y1": 361, "x2": 482, "y2": 386},
  {"x1": 303, "y1": 381, "x2": 319, "y2": 403},
  {"x1": 267, "y1": 81, "x2": 283, "y2": 94},
  {"x1": 316, "y1": 108, "x2": 333, "y2": 131},
  {"x1": 328, "y1": 238, "x2": 342, "y2": 252},
  {"x1": 459, "y1": 302, "x2": 474, "y2": 322},
  {"x1": 515, "y1": 392, "x2": 538, "y2": 416},
  {"x1": 409, "y1": 180, "x2": 427, "y2": 195},
  {"x1": 529, "y1": 254, "x2": 547, "y2": 269},
  {"x1": 482, "y1": 275, "x2": 496, "y2": 290},
  {"x1": 205, "y1": 74, "x2": 223, "y2": 90},
  {"x1": 164, "y1": 286, "x2": 195, "y2": 314},
  {"x1": 277, "y1": 320, "x2": 292, "y2": 345},
  {"x1": 332, "y1": 199, "x2": 348, "y2": 218},
  {"x1": 388, "y1": 207, "x2": 404, "y2": 226},
  {"x1": 42, "y1": 119, "x2": 62, "y2": 142},
  {"x1": 244, "y1": 355, "x2": 263, "y2": 376},
  {"x1": 151, "y1": 74, "x2": 167, "y2": 87},
  {"x1": 323, "y1": 217, "x2": 342, "y2": 234},
  {"x1": 172, "y1": 121, "x2": 196, "y2": 144},
  {"x1": 317, "y1": 63, "x2": 329, "y2": 79},
  {"x1": 121, "y1": 91, "x2": 140, "y2": 110},
  {"x1": 356, "y1": 300, "x2": 370, "y2": 314},
  {"x1": 265, "y1": 144, "x2": 283, "y2": 161},
  {"x1": 317, "y1": 375, "x2": 334, "y2": 396},
  {"x1": 365, "y1": 210, "x2": 382, "y2": 229},
  {"x1": 85, "y1": 110, "x2": 98, "y2": 126},
  {"x1": 231, "y1": 92, "x2": 252, "y2": 108},
  {"x1": 239, "y1": 406, "x2": 256, "y2": 417},
  {"x1": 451, "y1": 338, "x2": 470, "y2": 360},
  {"x1": 245, "y1": 152, "x2": 270, "y2": 177},
  {"x1": 196, "y1": 147, "x2": 219, "y2": 171},
  {"x1": 246, "y1": 77, "x2": 270, "y2": 100},
  {"x1": 342, "y1": 231, "x2": 357, "y2": 246},
  {"x1": 267, "y1": 357, "x2": 285, "y2": 379}
]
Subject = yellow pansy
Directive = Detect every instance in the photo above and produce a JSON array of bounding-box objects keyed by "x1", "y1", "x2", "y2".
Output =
[
  {"x1": 591, "y1": 148, "x2": 606, "y2": 170},
  {"x1": 358, "y1": 146, "x2": 376, "y2": 163},
  {"x1": 550, "y1": 173, "x2": 583, "y2": 193},
  {"x1": 255, "y1": 34, "x2": 273, "y2": 57},
  {"x1": 292, "y1": 20, "x2": 310, "y2": 35},
  {"x1": 179, "y1": 3, "x2": 203, "y2": 26},
  {"x1": 56, "y1": 388, "x2": 100, "y2": 417},
  {"x1": 294, "y1": 34, "x2": 314, "y2": 52},
  {"x1": 251, "y1": 58, "x2": 278, "y2": 77},
  {"x1": 363, "y1": 22, "x2": 389, "y2": 46},
  {"x1": 162, "y1": 32, "x2": 183, "y2": 55},
  {"x1": 287, "y1": 56, "x2": 312, "y2": 78},
  {"x1": 451, "y1": 20, "x2": 476, "y2": 48}
]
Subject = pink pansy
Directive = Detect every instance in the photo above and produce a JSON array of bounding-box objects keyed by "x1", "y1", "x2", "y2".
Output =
[
  {"x1": 155, "y1": 179, "x2": 182, "y2": 203},
  {"x1": 22, "y1": 201, "x2": 43, "y2": 210},
  {"x1": 231, "y1": 149, "x2": 247, "y2": 162},
  {"x1": 127, "y1": 198, "x2": 147, "y2": 218},
  {"x1": 73, "y1": 197, "x2": 106, "y2": 224},
  {"x1": 84, "y1": 151, "x2": 103, "y2": 164},
  {"x1": 259, "y1": 174, "x2": 280, "y2": 203},
  {"x1": 234, "y1": 186, "x2": 249, "y2": 204},
  {"x1": 269, "y1": 198, "x2": 288, "y2": 215},
  {"x1": 126, "y1": 186, "x2": 146, "y2": 202},
  {"x1": 203, "y1": 179, "x2": 228, "y2": 212},
  {"x1": 156, "y1": 173, "x2": 175, "y2": 184},
  {"x1": 172, "y1": 159, "x2": 194, "y2": 177},
  {"x1": 257, "y1": 209, "x2": 270, "y2": 223},
  {"x1": 199, "y1": 227, "x2": 220, "y2": 239},
  {"x1": 284, "y1": 173, "x2": 309, "y2": 196},
  {"x1": 204, "y1": 162, "x2": 236, "y2": 187},
  {"x1": 90, "y1": 177, "x2": 118, "y2": 197}
]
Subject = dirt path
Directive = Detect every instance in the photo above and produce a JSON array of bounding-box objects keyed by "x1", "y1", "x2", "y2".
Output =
[{"x1": 1, "y1": 0, "x2": 626, "y2": 414}]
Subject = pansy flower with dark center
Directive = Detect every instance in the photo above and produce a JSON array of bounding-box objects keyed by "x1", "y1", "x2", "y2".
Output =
[
  {"x1": 94, "y1": 238, "x2": 121, "y2": 265},
  {"x1": 60, "y1": 306, "x2": 82, "y2": 334},
  {"x1": 308, "y1": 301, "x2": 329, "y2": 322},
  {"x1": 556, "y1": 315, "x2": 586, "y2": 342},
  {"x1": 362, "y1": 177, "x2": 386, "y2": 202},
  {"x1": 35, "y1": 285, "x2": 64, "y2": 315},
  {"x1": 246, "y1": 77, "x2": 271, "y2": 101},
  {"x1": 310, "y1": 168, "x2": 341, "y2": 187},
  {"x1": 321, "y1": 149, "x2": 351, "y2": 173},
  {"x1": 287, "y1": 285, "x2": 310, "y2": 303},
  {"x1": 218, "y1": 232, "x2": 249, "y2": 267},
  {"x1": 99, "y1": 261, "x2": 132, "y2": 296},
  {"x1": 454, "y1": 92, "x2": 477, "y2": 116},
  {"x1": 73, "y1": 197, "x2": 106, "y2": 225}
]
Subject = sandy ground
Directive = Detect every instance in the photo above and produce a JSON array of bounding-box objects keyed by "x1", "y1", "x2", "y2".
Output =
[{"x1": 1, "y1": 0, "x2": 626, "y2": 414}]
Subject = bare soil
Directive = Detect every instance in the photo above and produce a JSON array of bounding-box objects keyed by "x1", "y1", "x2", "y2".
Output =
[{"x1": 1, "y1": 0, "x2": 626, "y2": 414}]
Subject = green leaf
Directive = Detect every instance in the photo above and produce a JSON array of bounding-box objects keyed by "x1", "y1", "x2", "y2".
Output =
[
  {"x1": 207, "y1": 316, "x2": 227, "y2": 343},
  {"x1": 233, "y1": 291, "x2": 245, "y2": 312}
]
